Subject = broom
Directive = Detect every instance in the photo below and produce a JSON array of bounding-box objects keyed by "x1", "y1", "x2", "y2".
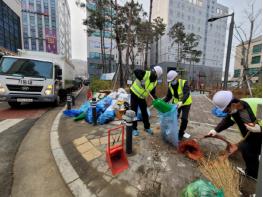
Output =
[{"x1": 198, "y1": 157, "x2": 240, "y2": 197}]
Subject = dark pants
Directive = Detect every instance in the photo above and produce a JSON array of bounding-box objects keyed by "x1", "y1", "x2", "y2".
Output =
[
  {"x1": 239, "y1": 133, "x2": 262, "y2": 179},
  {"x1": 130, "y1": 92, "x2": 150, "y2": 130},
  {"x1": 177, "y1": 104, "x2": 191, "y2": 138}
]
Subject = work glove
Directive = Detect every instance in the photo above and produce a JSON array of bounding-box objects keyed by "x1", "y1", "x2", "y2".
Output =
[
  {"x1": 245, "y1": 123, "x2": 261, "y2": 133},
  {"x1": 207, "y1": 129, "x2": 217, "y2": 136},
  {"x1": 177, "y1": 101, "x2": 183, "y2": 109}
]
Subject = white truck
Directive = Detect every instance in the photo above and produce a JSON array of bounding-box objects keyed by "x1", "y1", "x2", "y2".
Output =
[{"x1": 0, "y1": 50, "x2": 75, "y2": 107}]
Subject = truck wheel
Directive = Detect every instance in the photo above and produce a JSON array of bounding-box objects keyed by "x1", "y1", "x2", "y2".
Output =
[{"x1": 8, "y1": 102, "x2": 21, "y2": 108}]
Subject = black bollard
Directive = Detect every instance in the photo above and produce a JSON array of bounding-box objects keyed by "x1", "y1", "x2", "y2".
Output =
[
  {"x1": 126, "y1": 120, "x2": 133, "y2": 154},
  {"x1": 72, "y1": 94, "x2": 75, "y2": 106},
  {"x1": 91, "y1": 98, "x2": 97, "y2": 126},
  {"x1": 66, "y1": 94, "x2": 72, "y2": 110},
  {"x1": 123, "y1": 110, "x2": 136, "y2": 154}
]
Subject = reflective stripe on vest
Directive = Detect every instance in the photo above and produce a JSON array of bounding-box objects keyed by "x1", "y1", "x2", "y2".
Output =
[
  {"x1": 168, "y1": 79, "x2": 192, "y2": 105},
  {"x1": 130, "y1": 71, "x2": 157, "y2": 99}
]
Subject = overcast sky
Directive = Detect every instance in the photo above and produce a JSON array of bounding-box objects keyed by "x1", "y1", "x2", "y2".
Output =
[{"x1": 68, "y1": 0, "x2": 262, "y2": 75}]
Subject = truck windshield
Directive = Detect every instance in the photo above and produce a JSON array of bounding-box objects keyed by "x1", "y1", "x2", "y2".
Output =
[{"x1": 0, "y1": 57, "x2": 53, "y2": 79}]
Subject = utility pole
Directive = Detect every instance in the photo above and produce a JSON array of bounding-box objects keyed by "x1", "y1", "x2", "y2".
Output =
[
  {"x1": 208, "y1": 13, "x2": 234, "y2": 89},
  {"x1": 223, "y1": 13, "x2": 234, "y2": 89}
]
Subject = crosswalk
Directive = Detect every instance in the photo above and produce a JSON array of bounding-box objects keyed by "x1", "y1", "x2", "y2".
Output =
[{"x1": 0, "y1": 119, "x2": 24, "y2": 134}]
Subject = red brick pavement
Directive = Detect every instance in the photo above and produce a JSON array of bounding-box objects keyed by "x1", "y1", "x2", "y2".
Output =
[{"x1": 0, "y1": 108, "x2": 48, "y2": 119}]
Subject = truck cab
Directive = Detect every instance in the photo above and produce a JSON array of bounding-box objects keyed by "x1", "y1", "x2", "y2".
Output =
[{"x1": 0, "y1": 56, "x2": 64, "y2": 107}]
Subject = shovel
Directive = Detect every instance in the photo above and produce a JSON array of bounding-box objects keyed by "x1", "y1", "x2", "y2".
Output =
[{"x1": 148, "y1": 92, "x2": 173, "y2": 113}]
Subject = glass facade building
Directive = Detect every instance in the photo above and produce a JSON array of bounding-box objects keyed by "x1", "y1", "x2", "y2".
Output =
[
  {"x1": 0, "y1": 0, "x2": 22, "y2": 52},
  {"x1": 21, "y1": 0, "x2": 71, "y2": 58}
]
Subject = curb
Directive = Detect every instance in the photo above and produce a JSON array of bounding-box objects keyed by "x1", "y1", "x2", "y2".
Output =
[{"x1": 50, "y1": 87, "x2": 96, "y2": 197}]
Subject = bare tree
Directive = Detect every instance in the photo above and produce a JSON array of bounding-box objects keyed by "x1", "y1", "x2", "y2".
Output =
[{"x1": 234, "y1": 1, "x2": 261, "y2": 96}]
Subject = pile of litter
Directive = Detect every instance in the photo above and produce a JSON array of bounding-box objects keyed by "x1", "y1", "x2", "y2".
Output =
[{"x1": 63, "y1": 88, "x2": 151, "y2": 125}]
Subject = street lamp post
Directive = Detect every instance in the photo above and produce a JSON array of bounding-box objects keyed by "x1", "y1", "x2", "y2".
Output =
[{"x1": 208, "y1": 12, "x2": 234, "y2": 89}]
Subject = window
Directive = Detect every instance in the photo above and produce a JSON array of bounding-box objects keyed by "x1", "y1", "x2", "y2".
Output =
[
  {"x1": 89, "y1": 52, "x2": 100, "y2": 59},
  {"x1": 251, "y1": 56, "x2": 261, "y2": 64},
  {"x1": 252, "y1": 44, "x2": 262, "y2": 54},
  {"x1": 247, "y1": 67, "x2": 261, "y2": 77}
]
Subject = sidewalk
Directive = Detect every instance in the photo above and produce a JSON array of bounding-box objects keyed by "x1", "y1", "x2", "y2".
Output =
[
  {"x1": 58, "y1": 90, "x2": 255, "y2": 196},
  {"x1": 12, "y1": 108, "x2": 72, "y2": 197}
]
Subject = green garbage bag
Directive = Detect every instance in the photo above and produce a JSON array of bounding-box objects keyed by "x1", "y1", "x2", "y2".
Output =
[
  {"x1": 74, "y1": 112, "x2": 86, "y2": 121},
  {"x1": 181, "y1": 179, "x2": 224, "y2": 197}
]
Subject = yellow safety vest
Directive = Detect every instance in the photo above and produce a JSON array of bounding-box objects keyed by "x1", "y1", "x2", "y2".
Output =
[
  {"x1": 240, "y1": 98, "x2": 262, "y2": 126},
  {"x1": 168, "y1": 79, "x2": 192, "y2": 106},
  {"x1": 130, "y1": 71, "x2": 157, "y2": 99},
  {"x1": 229, "y1": 98, "x2": 262, "y2": 139}
]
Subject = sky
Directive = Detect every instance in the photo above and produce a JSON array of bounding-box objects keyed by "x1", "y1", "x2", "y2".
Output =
[
  {"x1": 68, "y1": 0, "x2": 262, "y2": 75},
  {"x1": 68, "y1": 0, "x2": 87, "y2": 61}
]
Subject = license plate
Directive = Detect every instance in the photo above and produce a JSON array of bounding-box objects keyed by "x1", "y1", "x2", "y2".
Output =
[{"x1": 17, "y1": 98, "x2": 33, "y2": 102}]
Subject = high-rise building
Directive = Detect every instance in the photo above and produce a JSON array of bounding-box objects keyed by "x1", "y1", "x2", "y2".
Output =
[
  {"x1": 21, "y1": 0, "x2": 71, "y2": 59},
  {"x1": 0, "y1": 0, "x2": 22, "y2": 53},
  {"x1": 233, "y1": 36, "x2": 262, "y2": 84},
  {"x1": 150, "y1": 0, "x2": 228, "y2": 84}
]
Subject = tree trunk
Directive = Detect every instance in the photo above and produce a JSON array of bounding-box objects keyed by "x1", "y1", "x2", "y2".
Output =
[
  {"x1": 100, "y1": 29, "x2": 105, "y2": 73},
  {"x1": 114, "y1": 0, "x2": 124, "y2": 87},
  {"x1": 155, "y1": 37, "x2": 158, "y2": 65},
  {"x1": 144, "y1": 0, "x2": 153, "y2": 69},
  {"x1": 125, "y1": 4, "x2": 132, "y2": 83},
  {"x1": 177, "y1": 43, "x2": 180, "y2": 67},
  {"x1": 109, "y1": 4, "x2": 113, "y2": 73},
  {"x1": 243, "y1": 19, "x2": 254, "y2": 97}
]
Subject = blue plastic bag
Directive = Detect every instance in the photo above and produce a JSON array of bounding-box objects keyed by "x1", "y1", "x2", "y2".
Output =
[
  {"x1": 63, "y1": 109, "x2": 83, "y2": 117},
  {"x1": 96, "y1": 96, "x2": 112, "y2": 113},
  {"x1": 98, "y1": 110, "x2": 115, "y2": 124},
  {"x1": 211, "y1": 107, "x2": 227, "y2": 118},
  {"x1": 79, "y1": 101, "x2": 90, "y2": 112},
  {"x1": 85, "y1": 97, "x2": 112, "y2": 124},
  {"x1": 63, "y1": 101, "x2": 90, "y2": 117},
  {"x1": 85, "y1": 107, "x2": 102, "y2": 124},
  {"x1": 137, "y1": 107, "x2": 151, "y2": 121},
  {"x1": 159, "y1": 105, "x2": 179, "y2": 147}
]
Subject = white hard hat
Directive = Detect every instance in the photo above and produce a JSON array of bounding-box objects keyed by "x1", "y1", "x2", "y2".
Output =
[
  {"x1": 167, "y1": 70, "x2": 178, "y2": 82},
  {"x1": 212, "y1": 91, "x2": 233, "y2": 111},
  {"x1": 153, "y1": 66, "x2": 163, "y2": 78}
]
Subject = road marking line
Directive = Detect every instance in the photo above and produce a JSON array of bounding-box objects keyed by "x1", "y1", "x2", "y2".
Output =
[{"x1": 0, "y1": 119, "x2": 24, "y2": 133}]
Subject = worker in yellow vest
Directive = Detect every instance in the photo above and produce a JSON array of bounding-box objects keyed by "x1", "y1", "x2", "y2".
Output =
[
  {"x1": 130, "y1": 66, "x2": 163, "y2": 136},
  {"x1": 208, "y1": 90, "x2": 262, "y2": 179},
  {"x1": 164, "y1": 70, "x2": 192, "y2": 140}
]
